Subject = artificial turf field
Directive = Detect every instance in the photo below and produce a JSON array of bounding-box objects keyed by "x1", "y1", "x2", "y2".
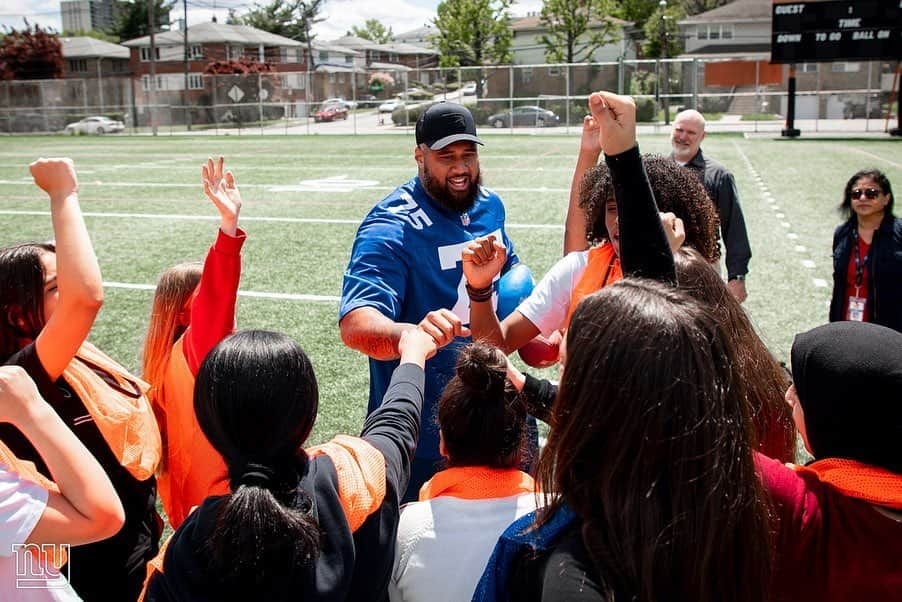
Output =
[{"x1": 1, "y1": 132, "x2": 900, "y2": 447}]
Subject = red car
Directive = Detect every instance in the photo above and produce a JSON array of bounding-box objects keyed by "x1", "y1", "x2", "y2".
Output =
[{"x1": 314, "y1": 103, "x2": 349, "y2": 122}]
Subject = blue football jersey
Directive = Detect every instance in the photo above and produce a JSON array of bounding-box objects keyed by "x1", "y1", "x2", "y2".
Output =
[{"x1": 340, "y1": 176, "x2": 518, "y2": 460}]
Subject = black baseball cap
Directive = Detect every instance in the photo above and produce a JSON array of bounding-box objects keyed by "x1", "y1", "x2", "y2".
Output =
[{"x1": 415, "y1": 102, "x2": 483, "y2": 150}]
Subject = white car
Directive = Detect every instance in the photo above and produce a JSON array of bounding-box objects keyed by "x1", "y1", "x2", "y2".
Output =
[
  {"x1": 64, "y1": 116, "x2": 125, "y2": 135},
  {"x1": 378, "y1": 98, "x2": 405, "y2": 113},
  {"x1": 461, "y1": 82, "x2": 477, "y2": 96},
  {"x1": 321, "y1": 97, "x2": 358, "y2": 110}
]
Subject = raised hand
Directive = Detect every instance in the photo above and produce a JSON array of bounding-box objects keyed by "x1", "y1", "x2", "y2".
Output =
[
  {"x1": 398, "y1": 327, "x2": 440, "y2": 366},
  {"x1": 462, "y1": 235, "x2": 507, "y2": 290},
  {"x1": 30, "y1": 158, "x2": 78, "y2": 200},
  {"x1": 0, "y1": 366, "x2": 45, "y2": 425},
  {"x1": 417, "y1": 308, "x2": 471, "y2": 349},
  {"x1": 202, "y1": 156, "x2": 241, "y2": 236},
  {"x1": 659, "y1": 212, "x2": 686, "y2": 252},
  {"x1": 578, "y1": 114, "x2": 602, "y2": 157},
  {"x1": 587, "y1": 91, "x2": 637, "y2": 157}
]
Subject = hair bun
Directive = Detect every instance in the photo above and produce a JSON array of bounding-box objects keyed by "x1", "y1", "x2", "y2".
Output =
[{"x1": 456, "y1": 344, "x2": 504, "y2": 396}]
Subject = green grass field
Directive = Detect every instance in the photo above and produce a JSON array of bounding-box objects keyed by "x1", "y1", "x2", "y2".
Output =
[{"x1": 1, "y1": 133, "x2": 900, "y2": 448}]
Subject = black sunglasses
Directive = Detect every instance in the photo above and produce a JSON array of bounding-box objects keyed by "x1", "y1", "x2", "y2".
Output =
[{"x1": 851, "y1": 187, "x2": 881, "y2": 200}]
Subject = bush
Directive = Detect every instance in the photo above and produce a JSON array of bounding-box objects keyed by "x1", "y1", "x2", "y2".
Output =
[
  {"x1": 635, "y1": 98, "x2": 657, "y2": 122},
  {"x1": 391, "y1": 102, "x2": 435, "y2": 125}
]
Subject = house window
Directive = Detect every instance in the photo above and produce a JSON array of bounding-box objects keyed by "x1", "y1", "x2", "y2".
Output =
[
  {"x1": 371, "y1": 51, "x2": 381, "y2": 62},
  {"x1": 228, "y1": 45, "x2": 243, "y2": 60},
  {"x1": 799, "y1": 63, "x2": 818, "y2": 73},
  {"x1": 141, "y1": 74, "x2": 163, "y2": 91},
  {"x1": 697, "y1": 26, "x2": 708, "y2": 40},
  {"x1": 338, "y1": 72, "x2": 345, "y2": 83},
  {"x1": 319, "y1": 51, "x2": 329, "y2": 62},
  {"x1": 721, "y1": 24, "x2": 733, "y2": 39},
  {"x1": 709, "y1": 25, "x2": 720, "y2": 40},
  {"x1": 68, "y1": 59, "x2": 88, "y2": 72},
  {"x1": 547, "y1": 66, "x2": 560, "y2": 77},
  {"x1": 345, "y1": 54, "x2": 353, "y2": 64},
  {"x1": 140, "y1": 46, "x2": 160, "y2": 61},
  {"x1": 188, "y1": 74, "x2": 204, "y2": 89},
  {"x1": 191, "y1": 44, "x2": 203, "y2": 59},
  {"x1": 329, "y1": 73, "x2": 336, "y2": 83},
  {"x1": 832, "y1": 62, "x2": 861, "y2": 73},
  {"x1": 521, "y1": 66, "x2": 533, "y2": 83}
]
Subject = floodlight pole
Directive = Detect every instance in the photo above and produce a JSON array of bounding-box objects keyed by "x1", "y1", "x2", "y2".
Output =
[
  {"x1": 890, "y1": 62, "x2": 902, "y2": 137},
  {"x1": 782, "y1": 64, "x2": 800, "y2": 138}
]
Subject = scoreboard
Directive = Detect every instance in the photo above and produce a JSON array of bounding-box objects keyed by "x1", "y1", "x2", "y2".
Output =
[{"x1": 771, "y1": 0, "x2": 902, "y2": 64}]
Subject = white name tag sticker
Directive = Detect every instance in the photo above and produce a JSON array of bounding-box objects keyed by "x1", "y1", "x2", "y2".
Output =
[{"x1": 848, "y1": 296, "x2": 866, "y2": 322}]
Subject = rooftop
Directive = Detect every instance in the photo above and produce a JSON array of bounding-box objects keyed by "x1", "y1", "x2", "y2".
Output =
[{"x1": 122, "y1": 22, "x2": 302, "y2": 47}]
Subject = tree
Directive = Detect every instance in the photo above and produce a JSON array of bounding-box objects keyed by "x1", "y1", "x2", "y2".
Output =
[
  {"x1": 539, "y1": 0, "x2": 620, "y2": 64},
  {"x1": 640, "y1": 1, "x2": 684, "y2": 58},
  {"x1": 432, "y1": 0, "x2": 513, "y2": 67},
  {"x1": 109, "y1": 0, "x2": 173, "y2": 42},
  {"x1": 60, "y1": 29, "x2": 119, "y2": 43},
  {"x1": 229, "y1": 0, "x2": 322, "y2": 69},
  {"x1": 0, "y1": 24, "x2": 64, "y2": 80},
  {"x1": 614, "y1": 0, "x2": 660, "y2": 32},
  {"x1": 349, "y1": 19, "x2": 393, "y2": 44}
]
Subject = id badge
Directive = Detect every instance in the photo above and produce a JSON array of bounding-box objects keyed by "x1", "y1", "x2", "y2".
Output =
[{"x1": 848, "y1": 296, "x2": 866, "y2": 322}]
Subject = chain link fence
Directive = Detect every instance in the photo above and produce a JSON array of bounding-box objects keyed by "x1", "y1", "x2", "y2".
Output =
[{"x1": 2, "y1": 57, "x2": 898, "y2": 135}]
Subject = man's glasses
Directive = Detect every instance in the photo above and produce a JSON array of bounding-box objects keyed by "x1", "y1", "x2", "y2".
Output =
[{"x1": 851, "y1": 187, "x2": 881, "y2": 200}]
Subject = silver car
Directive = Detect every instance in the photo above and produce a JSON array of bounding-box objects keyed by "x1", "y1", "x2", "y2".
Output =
[{"x1": 64, "y1": 116, "x2": 125, "y2": 135}]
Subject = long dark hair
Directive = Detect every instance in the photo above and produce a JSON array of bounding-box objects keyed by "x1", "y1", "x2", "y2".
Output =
[
  {"x1": 0, "y1": 241, "x2": 56, "y2": 361},
  {"x1": 674, "y1": 247, "x2": 796, "y2": 462},
  {"x1": 438, "y1": 341, "x2": 526, "y2": 469},
  {"x1": 537, "y1": 279, "x2": 771, "y2": 602},
  {"x1": 194, "y1": 330, "x2": 321, "y2": 595},
  {"x1": 840, "y1": 168, "x2": 894, "y2": 221},
  {"x1": 580, "y1": 155, "x2": 721, "y2": 262}
]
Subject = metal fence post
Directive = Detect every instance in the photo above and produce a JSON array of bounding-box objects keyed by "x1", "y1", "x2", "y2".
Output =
[
  {"x1": 865, "y1": 60, "x2": 873, "y2": 132},
  {"x1": 508, "y1": 65, "x2": 514, "y2": 134},
  {"x1": 692, "y1": 59, "x2": 698, "y2": 109},
  {"x1": 565, "y1": 64, "x2": 571, "y2": 134}
]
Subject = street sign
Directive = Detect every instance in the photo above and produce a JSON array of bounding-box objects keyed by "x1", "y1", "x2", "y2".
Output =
[{"x1": 771, "y1": 1, "x2": 902, "y2": 64}]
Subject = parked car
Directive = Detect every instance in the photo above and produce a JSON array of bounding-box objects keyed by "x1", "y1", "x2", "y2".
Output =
[
  {"x1": 64, "y1": 116, "x2": 125, "y2": 135},
  {"x1": 321, "y1": 97, "x2": 358, "y2": 110},
  {"x1": 379, "y1": 98, "x2": 405, "y2": 113},
  {"x1": 487, "y1": 106, "x2": 560, "y2": 128},
  {"x1": 461, "y1": 82, "x2": 477, "y2": 96},
  {"x1": 1, "y1": 112, "x2": 64, "y2": 133},
  {"x1": 314, "y1": 103, "x2": 349, "y2": 122}
]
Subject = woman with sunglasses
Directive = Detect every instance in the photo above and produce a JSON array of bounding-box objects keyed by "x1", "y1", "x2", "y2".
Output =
[{"x1": 829, "y1": 169, "x2": 902, "y2": 333}]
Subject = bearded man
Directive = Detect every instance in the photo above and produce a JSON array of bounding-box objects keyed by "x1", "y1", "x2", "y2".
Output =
[{"x1": 340, "y1": 103, "x2": 519, "y2": 502}]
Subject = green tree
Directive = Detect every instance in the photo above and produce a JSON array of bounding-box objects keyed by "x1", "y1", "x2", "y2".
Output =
[
  {"x1": 109, "y1": 0, "x2": 173, "y2": 42},
  {"x1": 60, "y1": 29, "x2": 119, "y2": 43},
  {"x1": 614, "y1": 0, "x2": 659, "y2": 31},
  {"x1": 432, "y1": 0, "x2": 513, "y2": 67},
  {"x1": 641, "y1": 1, "x2": 684, "y2": 58},
  {"x1": 229, "y1": 0, "x2": 322, "y2": 69},
  {"x1": 539, "y1": 0, "x2": 620, "y2": 64},
  {"x1": 349, "y1": 19, "x2": 393, "y2": 44}
]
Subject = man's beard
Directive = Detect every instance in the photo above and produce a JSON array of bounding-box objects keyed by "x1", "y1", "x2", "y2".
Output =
[{"x1": 421, "y1": 164, "x2": 482, "y2": 213}]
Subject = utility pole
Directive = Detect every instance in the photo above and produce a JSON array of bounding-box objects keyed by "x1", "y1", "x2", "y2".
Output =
[
  {"x1": 149, "y1": 0, "x2": 158, "y2": 135},
  {"x1": 183, "y1": 0, "x2": 191, "y2": 130},
  {"x1": 659, "y1": 0, "x2": 670, "y2": 126}
]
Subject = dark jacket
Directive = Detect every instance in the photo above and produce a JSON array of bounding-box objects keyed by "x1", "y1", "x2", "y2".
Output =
[{"x1": 829, "y1": 214, "x2": 902, "y2": 333}]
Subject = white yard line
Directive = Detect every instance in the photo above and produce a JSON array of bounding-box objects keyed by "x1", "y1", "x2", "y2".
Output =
[
  {"x1": 104, "y1": 281, "x2": 340, "y2": 302},
  {"x1": 0, "y1": 209, "x2": 564, "y2": 230}
]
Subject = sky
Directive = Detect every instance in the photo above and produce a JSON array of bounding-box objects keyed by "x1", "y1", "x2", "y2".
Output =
[{"x1": 1, "y1": 0, "x2": 544, "y2": 41}]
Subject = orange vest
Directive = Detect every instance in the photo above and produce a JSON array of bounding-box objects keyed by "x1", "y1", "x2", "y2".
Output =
[
  {"x1": 63, "y1": 342, "x2": 160, "y2": 481},
  {"x1": 0, "y1": 441, "x2": 68, "y2": 568},
  {"x1": 153, "y1": 336, "x2": 229, "y2": 530},
  {"x1": 795, "y1": 458, "x2": 902, "y2": 510},
  {"x1": 564, "y1": 243, "x2": 622, "y2": 329}
]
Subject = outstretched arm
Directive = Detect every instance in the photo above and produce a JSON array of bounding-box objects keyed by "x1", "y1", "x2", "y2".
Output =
[
  {"x1": 31, "y1": 158, "x2": 104, "y2": 381},
  {"x1": 184, "y1": 157, "x2": 246, "y2": 374},
  {"x1": 462, "y1": 236, "x2": 540, "y2": 354},
  {"x1": 0, "y1": 366, "x2": 124, "y2": 546},
  {"x1": 340, "y1": 307, "x2": 470, "y2": 361},
  {"x1": 563, "y1": 115, "x2": 602, "y2": 255},
  {"x1": 588, "y1": 92, "x2": 677, "y2": 285}
]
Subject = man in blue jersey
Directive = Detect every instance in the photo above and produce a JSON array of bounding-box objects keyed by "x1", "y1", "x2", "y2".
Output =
[{"x1": 340, "y1": 103, "x2": 519, "y2": 502}]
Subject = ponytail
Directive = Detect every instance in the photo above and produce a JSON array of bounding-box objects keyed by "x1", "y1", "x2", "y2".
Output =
[{"x1": 210, "y1": 464, "x2": 321, "y2": 594}]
